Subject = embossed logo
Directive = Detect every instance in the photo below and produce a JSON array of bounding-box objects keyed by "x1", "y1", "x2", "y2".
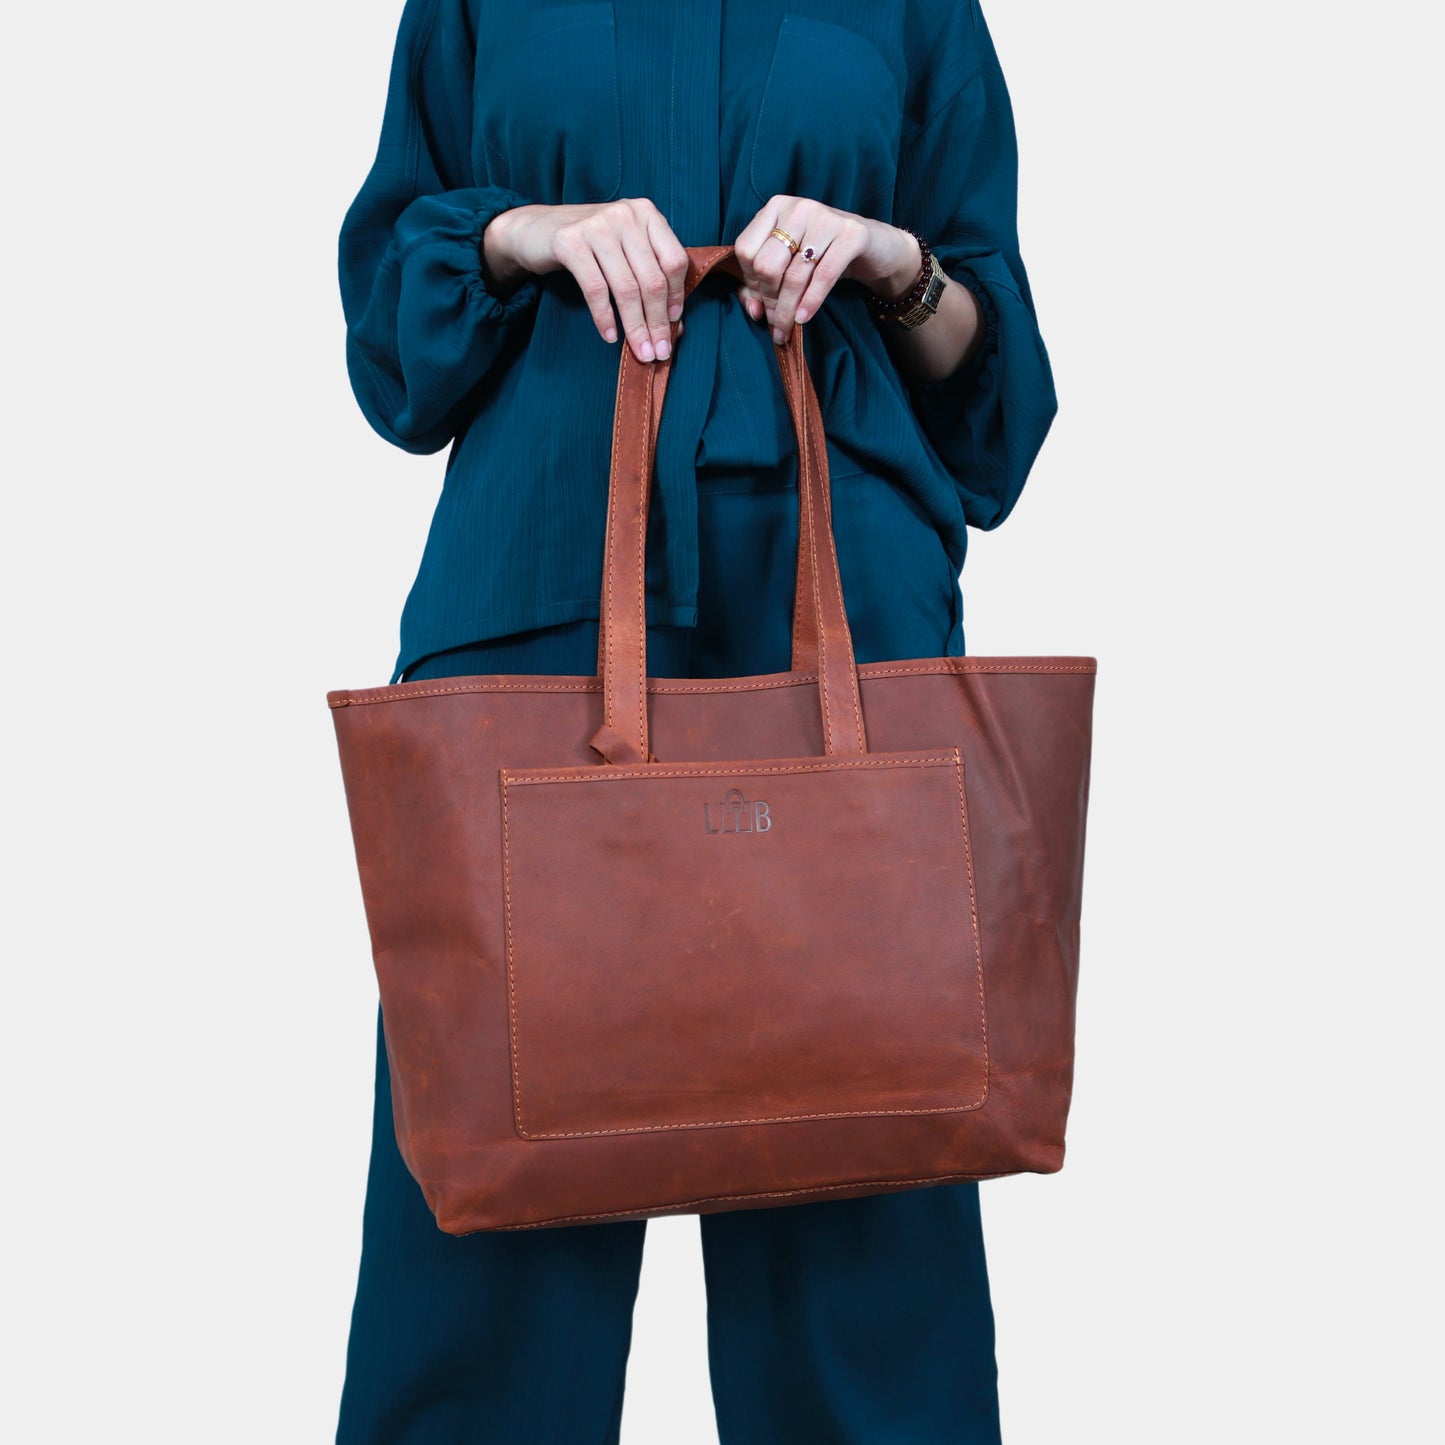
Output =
[{"x1": 703, "y1": 786, "x2": 772, "y2": 834}]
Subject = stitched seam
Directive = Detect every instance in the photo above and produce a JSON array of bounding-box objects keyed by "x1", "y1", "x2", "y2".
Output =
[
  {"x1": 518, "y1": 1094, "x2": 987, "y2": 1140},
  {"x1": 488, "y1": 1170, "x2": 1020, "y2": 1229},
  {"x1": 503, "y1": 752, "x2": 986, "y2": 1140},
  {"x1": 906, "y1": 63, "x2": 984, "y2": 150},
  {"x1": 406, "y1": 0, "x2": 443, "y2": 195},
  {"x1": 748, "y1": 17, "x2": 902, "y2": 207},
  {"x1": 954, "y1": 747, "x2": 990, "y2": 1107},
  {"x1": 748, "y1": 17, "x2": 788, "y2": 204},
  {"x1": 500, "y1": 775, "x2": 528, "y2": 1137},
  {"x1": 800, "y1": 354, "x2": 866, "y2": 751},
  {"x1": 790, "y1": 535, "x2": 805, "y2": 663},
  {"x1": 860, "y1": 662, "x2": 1097, "y2": 674},
  {"x1": 667, "y1": 17, "x2": 677, "y2": 223},
  {"x1": 802, "y1": 355, "x2": 836, "y2": 744},
  {"x1": 604, "y1": 12, "x2": 622, "y2": 200},
  {"x1": 789, "y1": 390, "x2": 809, "y2": 665},
  {"x1": 601, "y1": 348, "x2": 628, "y2": 748},
  {"x1": 502, "y1": 751, "x2": 965, "y2": 1132},
  {"x1": 803, "y1": 348, "x2": 838, "y2": 751},
  {"x1": 326, "y1": 659, "x2": 1098, "y2": 706},
  {"x1": 790, "y1": 349, "x2": 815, "y2": 675},
  {"x1": 501, "y1": 754, "x2": 955, "y2": 786},
  {"x1": 635, "y1": 363, "x2": 652, "y2": 759}
]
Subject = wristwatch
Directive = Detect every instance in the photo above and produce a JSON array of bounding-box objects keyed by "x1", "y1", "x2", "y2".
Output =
[
  {"x1": 866, "y1": 230, "x2": 947, "y2": 329},
  {"x1": 894, "y1": 251, "x2": 947, "y2": 327}
]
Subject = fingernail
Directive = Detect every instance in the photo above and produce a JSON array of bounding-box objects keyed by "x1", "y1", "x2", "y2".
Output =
[
  {"x1": 655, "y1": 338, "x2": 670, "y2": 360},
  {"x1": 772, "y1": 326, "x2": 785, "y2": 344},
  {"x1": 604, "y1": 327, "x2": 617, "y2": 343},
  {"x1": 668, "y1": 304, "x2": 682, "y2": 321},
  {"x1": 640, "y1": 340, "x2": 655, "y2": 362},
  {"x1": 795, "y1": 307, "x2": 809, "y2": 323}
]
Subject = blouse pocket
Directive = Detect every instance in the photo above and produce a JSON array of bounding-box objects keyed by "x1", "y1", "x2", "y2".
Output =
[
  {"x1": 750, "y1": 13, "x2": 902, "y2": 213},
  {"x1": 476, "y1": 3, "x2": 623, "y2": 204}
]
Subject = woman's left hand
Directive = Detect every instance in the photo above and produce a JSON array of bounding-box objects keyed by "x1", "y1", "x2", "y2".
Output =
[{"x1": 732, "y1": 195, "x2": 921, "y2": 344}]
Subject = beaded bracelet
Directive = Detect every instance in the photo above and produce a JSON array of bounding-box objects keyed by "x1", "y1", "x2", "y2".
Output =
[{"x1": 865, "y1": 228, "x2": 933, "y2": 320}]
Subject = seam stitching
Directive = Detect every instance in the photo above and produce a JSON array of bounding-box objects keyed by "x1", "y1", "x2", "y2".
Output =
[
  {"x1": 799, "y1": 347, "x2": 866, "y2": 750},
  {"x1": 327, "y1": 660, "x2": 1098, "y2": 707},
  {"x1": 600, "y1": 346, "x2": 628, "y2": 749},
  {"x1": 634, "y1": 363, "x2": 652, "y2": 758},
  {"x1": 500, "y1": 775, "x2": 528, "y2": 1137},
  {"x1": 488, "y1": 1170, "x2": 1021, "y2": 1229},
  {"x1": 954, "y1": 746, "x2": 991, "y2": 1105},
  {"x1": 797, "y1": 346, "x2": 833, "y2": 753},
  {"x1": 501, "y1": 754, "x2": 954, "y2": 786},
  {"x1": 517, "y1": 1094, "x2": 989, "y2": 1140},
  {"x1": 503, "y1": 751, "x2": 986, "y2": 1138}
]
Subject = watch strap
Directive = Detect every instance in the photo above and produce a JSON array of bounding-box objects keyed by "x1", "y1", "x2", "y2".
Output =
[
  {"x1": 892, "y1": 253, "x2": 947, "y2": 328},
  {"x1": 866, "y1": 229, "x2": 946, "y2": 329}
]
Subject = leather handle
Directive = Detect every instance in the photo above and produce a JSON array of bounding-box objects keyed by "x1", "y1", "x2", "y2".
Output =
[
  {"x1": 590, "y1": 245, "x2": 867, "y2": 766},
  {"x1": 590, "y1": 259, "x2": 823, "y2": 684}
]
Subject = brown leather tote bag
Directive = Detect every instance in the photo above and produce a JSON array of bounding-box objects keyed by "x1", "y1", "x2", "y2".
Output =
[{"x1": 327, "y1": 245, "x2": 1096, "y2": 1233}]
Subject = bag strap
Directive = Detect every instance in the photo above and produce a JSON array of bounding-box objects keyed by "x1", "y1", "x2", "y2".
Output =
[
  {"x1": 588, "y1": 266, "x2": 825, "y2": 684},
  {"x1": 589, "y1": 245, "x2": 867, "y2": 765}
]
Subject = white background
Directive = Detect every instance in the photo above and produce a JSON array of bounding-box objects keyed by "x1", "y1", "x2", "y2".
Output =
[{"x1": 3, "y1": 1, "x2": 1439, "y2": 1440}]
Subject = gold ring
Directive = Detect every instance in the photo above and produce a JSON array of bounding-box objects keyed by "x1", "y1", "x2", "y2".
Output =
[{"x1": 768, "y1": 226, "x2": 800, "y2": 254}]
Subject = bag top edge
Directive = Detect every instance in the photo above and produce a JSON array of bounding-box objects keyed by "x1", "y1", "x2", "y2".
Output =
[{"x1": 326, "y1": 657, "x2": 1097, "y2": 709}]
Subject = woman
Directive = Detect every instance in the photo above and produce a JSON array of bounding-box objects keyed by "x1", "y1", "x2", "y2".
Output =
[{"x1": 336, "y1": 1, "x2": 1056, "y2": 1440}]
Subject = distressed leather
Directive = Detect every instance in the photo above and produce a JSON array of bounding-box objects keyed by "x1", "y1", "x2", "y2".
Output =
[
  {"x1": 592, "y1": 247, "x2": 857, "y2": 764},
  {"x1": 328, "y1": 246, "x2": 1097, "y2": 1233}
]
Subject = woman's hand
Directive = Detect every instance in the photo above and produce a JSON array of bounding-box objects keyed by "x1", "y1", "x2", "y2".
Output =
[
  {"x1": 732, "y1": 196, "x2": 920, "y2": 344},
  {"x1": 732, "y1": 195, "x2": 985, "y2": 381},
  {"x1": 483, "y1": 199, "x2": 689, "y2": 363}
]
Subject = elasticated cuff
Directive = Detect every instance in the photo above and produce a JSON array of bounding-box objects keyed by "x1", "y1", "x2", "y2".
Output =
[
  {"x1": 468, "y1": 191, "x2": 542, "y2": 323},
  {"x1": 906, "y1": 261, "x2": 1001, "y2": 397}
]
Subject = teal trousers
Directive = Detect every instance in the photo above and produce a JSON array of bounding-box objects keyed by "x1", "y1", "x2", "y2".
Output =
[{"x1": 336, "y1": 468, "x2": 1000, "y2": 1444}]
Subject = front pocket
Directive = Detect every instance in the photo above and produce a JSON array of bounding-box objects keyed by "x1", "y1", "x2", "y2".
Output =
[
  {"x1": 500, "y1": 749, "x2": 987, "y2": 1139},
  {"x1": 750, "y1": 13, "x2": 902, "y2": 211},
  {"x1": 476, "y1": 3, "x2": 622, "y2": 203}
]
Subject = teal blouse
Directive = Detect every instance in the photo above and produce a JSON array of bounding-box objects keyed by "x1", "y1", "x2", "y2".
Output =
[{"x1": 339, "y1": 0, "x2": 1057, "y2": 684}]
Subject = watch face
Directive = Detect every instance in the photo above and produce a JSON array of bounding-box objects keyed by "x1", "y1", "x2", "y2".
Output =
[{"x1": 922, "y1": 261, "x2": 946, "y2": 311}]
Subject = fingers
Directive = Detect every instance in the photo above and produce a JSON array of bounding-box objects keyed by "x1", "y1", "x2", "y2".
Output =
[
  {"x1": 618, "y1": 227, "x2": 675, "y2": 362},
  {"x1": 793, "y1": 216, "x2": 864, "y2": 326},
  {"x1": 555, "y1": 234, "x2": 621, "y2": 345},
  {"x1": 583, "y1": 229, "x2": 651, "y2": 359},
  {"x1": 733, "y1": 196, "x2": 786, "y2": 276},
  {"x1": 550, "y1": 198, "x2": 689, "y2": 363},
  {"x1": 734, "y1": 198, "x2": 859, "y2": 344},
  {"x1": 733, "y1": 199, "x2": 791, "y2": 331},
  {"x1": 766, "y1": 254, "x2": 812, "y2": 343},
  {"x1": 736, "y1": 282, "x2": 764, "y2": 323},
  {"x1": 555, "y1": 195, "x2": 874, "y2": 360},
  {"x1": 648, "y1": 212, "x2": 689, "y2": 327}
]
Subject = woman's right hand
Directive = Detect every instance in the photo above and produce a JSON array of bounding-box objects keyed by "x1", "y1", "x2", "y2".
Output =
[{"x1": 483, "y1": 200, "x2": 689, "y2": 363}]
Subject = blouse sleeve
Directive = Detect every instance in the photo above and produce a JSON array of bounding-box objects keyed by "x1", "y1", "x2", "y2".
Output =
[
  {"x1": 338, "y1": 0, "x2": 541, "y2": 455},
  {"x1": 890, "y1": 0, "x2": 1058, "y2": 530}
]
